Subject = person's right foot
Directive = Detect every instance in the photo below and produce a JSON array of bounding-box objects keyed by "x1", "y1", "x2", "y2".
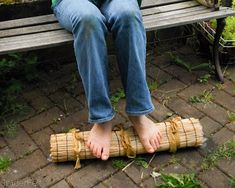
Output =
[
  {"x1": 86, "y1": 121, "x2": 113, "y2": 160},
  {"x1": 129, "y1": 115, "x2": 162, "y2": 153}
]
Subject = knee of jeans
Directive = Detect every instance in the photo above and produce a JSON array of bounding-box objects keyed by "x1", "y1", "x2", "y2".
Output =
[
  {"x1": 112, "y1": 8, "x2": 141, "y2": 25},
  {"x1": 70, "y1": 11, "x2": 103, "y2": 33}
]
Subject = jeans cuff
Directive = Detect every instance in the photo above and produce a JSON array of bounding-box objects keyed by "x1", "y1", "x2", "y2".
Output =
[
  {"x1": 88, "y1": 112, "x2": 116, "y2": 124},
  {"x1": 126, "y1": 106, "x2": 155, "y2": 116}
]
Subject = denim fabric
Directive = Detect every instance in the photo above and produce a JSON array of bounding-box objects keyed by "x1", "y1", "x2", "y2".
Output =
[{"x1": 53, "y1": 0, "x2": 154, "y2": 123}]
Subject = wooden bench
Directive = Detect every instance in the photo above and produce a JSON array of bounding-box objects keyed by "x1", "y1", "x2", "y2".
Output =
[{"x1": 0, "y1": 0, "x2": 235, "y2": 82}]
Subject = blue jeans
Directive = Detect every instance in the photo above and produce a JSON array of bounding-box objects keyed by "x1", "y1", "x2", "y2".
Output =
[{"x1": 53, "y1": 0, "x2": 154, "y2": 123}]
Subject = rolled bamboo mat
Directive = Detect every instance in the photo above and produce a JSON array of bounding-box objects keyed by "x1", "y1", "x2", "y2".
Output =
[{"x1": 50, "y1": 117, "x2": 204, "y2": 169}]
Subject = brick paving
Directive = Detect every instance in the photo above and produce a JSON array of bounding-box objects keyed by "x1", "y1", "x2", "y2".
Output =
[{"x1": 0, "y1": 42, "x2": 235, "y2": 188}]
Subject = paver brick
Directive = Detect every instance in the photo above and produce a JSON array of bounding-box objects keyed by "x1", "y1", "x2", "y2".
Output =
[
  {"x1": 178, "y1": 83, "x2": 214, "y2": 101},
  {"x1": 177, "y1": 149, "x2": 203, "y2": 172},
  {"x1": 150, "y1": 98, "x2": 172, "y2": 122},
  {"x1": 212, "y1": 127, "x2": 235, "y2": 145},
  {"x1": 219, "y1": 79, "x2": 235, "y2": 97},
  {"x1": 4, "y1": 126, "x2": 38, "y2": 159},
  {"x1": 124, "y1": 162, "x2": 153, "y2": 184},
  {"x1": 150, "y1": 152, "x2": 172, "y2": 170},
  {"x1": 94, "y1": 171, "x2": 138, "y2": 188},
  {"x1": 163, "y1": 64, "x2": 197, "y2": 85},
  {"x1": 147, "y1": 65, "x2": 172, "y2": 85},
  {"x1": 193, "y1": 102, "x2": 229, "y2": 125},
  {"x1": 21, "y1": 107, "x2": 64, "y2": 134},
  {"x1": 200, "y1": 116, "x2": 223, "y2": 137},
  {"x1": 23, "y1": 89, "x2": 53, "y2": 112},
  {"x1": 109, "y1": 79, "x2": 123, "y2": 94},
  {"x1": 0, "y1": 146, "x2": 16, "y2": 161},
  {"x1": 152, "y1": 54, "x2": 171, "y2": 69},
  {"x1": 167, "y1": 97, "x2": 204, "y2": 119},
  {"x1": 31, "y1": 163, "x2": 74, "y2": 187},
  {"x1": 152, "y1": 79, "x2": 186, "y2": 101},
  {"x1": 0, "y1": 137, "x2": 6, "y2": 148},
  {"x1": 50, "y1": 109, "x2": 89, "y2": 133},
  {"x1": 218, "y1": 158, "x2": 235, "y2": 177},
  {"x1": 31, "y1": 127, "x2": 54, "y2": 155},
  {"x1": 226, "y1": 122, "x2": 235, "y2": 132},
  {"x1": 67, "y1": 161, "x2": 117, "y2": 188},
  {"x1": 1, "y1": 150, "x2": 48, "y2": 182},
  {"x1": 50, "y1": 180, "x2": 70, "y2": 188},
  {"x1": 214, "y1": 90, "x2": 235, "y2": 112},
  {"x1": 49, "y1": 89, "x2": 83, "y2": 115},
  {"x1": 199, "y1": 168, "x2": 231, "y2": 188},
  {"x1": 76, "y1": 94, "x2": 87, "y2": 106},
  {"x1": 141, "y1": 176, "x2": 160, "y2": 188},
  {"x1": 161, "y1": 163, "x2": 189, "y2": 174},
  {"x1": 2, "y1": 176, "x2": 38, "y2": 188}
]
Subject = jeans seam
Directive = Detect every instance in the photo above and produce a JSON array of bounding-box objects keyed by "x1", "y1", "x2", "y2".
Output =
[
  {"x1": 126, "y1": 106, "x2": 155, "y2": 116},
  {"x1": 89, "y1": 112, "x2": 116, "y2": 123}
]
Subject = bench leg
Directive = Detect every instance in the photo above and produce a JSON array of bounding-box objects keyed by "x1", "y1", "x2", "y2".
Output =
[{"x1": 213, "y1": 18, "x2": 226, "y2": 83}]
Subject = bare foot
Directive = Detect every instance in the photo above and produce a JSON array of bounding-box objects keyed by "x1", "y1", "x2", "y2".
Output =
[
  {"x1": 86, "y1": 121, "x2": 113, "y2": 160},
  {"x1": 129, "y1": 115, "x2": 162, "y2": 153}
]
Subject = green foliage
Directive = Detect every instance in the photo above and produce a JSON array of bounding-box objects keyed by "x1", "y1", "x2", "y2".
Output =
[
  {"x1": 189, "y1": 88, "x2": 214, "y2": 104},
  {"x1": 134, "y1": 157, "x2": 149, "y2": 168},
  {"x1": 148, "y1": 81, "x2": 159, "y2": 93},
  {"x1": 232, "y1": 85, "x2": 235, "y2": 94},
  {"x1": 0, "y1": 53, "x2": 38, "y2": 117},
  {"x1": 168, "y1": 52, "x2": 212, "y2": 72},
  {"x1": 157, "y1": 173, "x2": 201, "y2": 188},
  {"x1": 201, "y1": 140, "x2": 235, "y2": 170},
  {"x1": 0, "y1": 156, "x2": 12, "y2": 172},
  {"x1": 0, "y1": 120, "x2": 18, "y2": 138},
  {"x1": 110, "y1": 88, "x2": 125, "y2": 111},
  {"x1": 112, "y1": 159, "x2": 127, "y2": 169},
  {"x1": 227, "y1": 111, "x2": 235, "y2": 122},
  {"x1": 112, "y1": 157, "x2": 149, "y2": 169},
  {"x1": 209, "y1": 0, "x2": 235, "y2": 44},
  {"x1": 197, "y1": 74, "x2": 211, "y2": 84},
  {"x1": 230, "y1": 177, "x2": 235, "y2": 188}
]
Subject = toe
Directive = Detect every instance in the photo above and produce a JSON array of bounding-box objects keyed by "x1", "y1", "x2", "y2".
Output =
[
  {"x1": 92, "y1": 145, "x2": 98, "y2": 157},
  {"x1": 150, "y1": 138, "x2": 157, "y2": 151},
  {"x1": 96, "y1": 146, "x2": 102, "y2": 158},
  {"x1": 101, "y1": 147, "x2": 109, "y2": 160},
  {"x1": 142, "y1": 138, "x2": 154, "y2": 153},
  {"x1": 86, "y1": 140, "x2": 91, "y2": 148}
]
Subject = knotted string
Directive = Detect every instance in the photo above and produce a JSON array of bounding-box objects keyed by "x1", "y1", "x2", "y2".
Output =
[
  {"x1": 118, "y1": 125, "x2": 136, "y2": 158},
  {"x1": 69, "y1": 129, "x2": 82, "y2": 169},
  {"x1": 168, "y1": 117, "x2": 181, "y2": 153}
]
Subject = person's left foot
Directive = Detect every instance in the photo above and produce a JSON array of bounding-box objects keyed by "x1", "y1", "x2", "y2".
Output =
[{"x1": 129, "y1": 115, "x2": 162, "y2": 153}]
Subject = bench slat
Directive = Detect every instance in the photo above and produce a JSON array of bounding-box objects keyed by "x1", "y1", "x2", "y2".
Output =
[
  {"x1": 0, "y1": 15, "x2": 57, "y2": 30},
  {"x1": 144, "y1": 7, "x2": 235, "y2": 30},
  {"x1": 143, "y1": 6, "x2": 209, "y2": 22},
  {"x1": 142, "y1": 0, "x2": 191, "y2": 8},
  {"x1": 0, "y1": 0, "x2": 191, "y2": 30},
  {"x1": 0, "y1": 23, "x2": 61, "y2": 38},
  {"x1": 142, "y1": 1, "x2": 199, "y2": 16},
  {"x1": 0, "y1": 30, "x2": 72, "y2": 55}
]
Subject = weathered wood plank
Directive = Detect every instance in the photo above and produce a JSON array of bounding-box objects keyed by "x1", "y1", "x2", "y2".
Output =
[
  {"x1": 143, "y1": 6, "x2": 208, "y2": 22},
  {"x1": 141, "y1": 1, "x2": 199, "y2": 16},
  {"x1": 0, "y1": 30, "x2": 73, "y2": 55},
  {"x1": 0, "y1": 15, "x2": 57, "y2": 30},
  {"x1": 144, "y1": 7, "x2": 235, "y2": 30},
  {"x1": 142, "y1": 0, "x2": 191, "y2": 8},
  {"x1": 0, "y1": 23, "x2": 61, "y2": 38}
]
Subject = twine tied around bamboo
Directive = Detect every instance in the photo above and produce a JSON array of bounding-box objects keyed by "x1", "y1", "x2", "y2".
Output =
[
  {"x1": 168, "y1": 117, "x2": 181, "y2": 153},
  {"x1": 119, "y1": 126, "x2": 136, "y2": 158},
  {"x1": 70, "y1": 129, "x2": 82, "y2": 169}
]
